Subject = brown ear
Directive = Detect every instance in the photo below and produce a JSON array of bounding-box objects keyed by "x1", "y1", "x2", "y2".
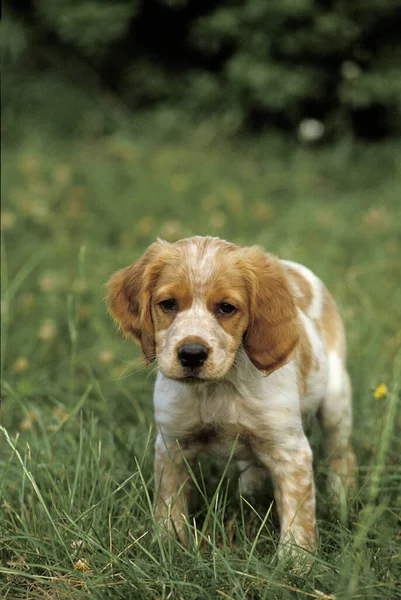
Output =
[
  {"x1": 241, "y1": 247, "x2": 299, "y2": 375},
  {"x1": 106, "y1": 241, "x2": 170, "y2": 363}
]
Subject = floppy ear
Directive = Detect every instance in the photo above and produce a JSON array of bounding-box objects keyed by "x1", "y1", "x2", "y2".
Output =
[
  {"x1": 241, "y1": 247, "x2": 299, "y2": 375},
  {"x1": 106, "y1": 241, "x2": 169, "y2": 364}
]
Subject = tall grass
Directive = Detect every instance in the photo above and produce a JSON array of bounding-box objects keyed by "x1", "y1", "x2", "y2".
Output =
[{"x1": 1, "y1": 131, "x2": 400, "y2": 599}]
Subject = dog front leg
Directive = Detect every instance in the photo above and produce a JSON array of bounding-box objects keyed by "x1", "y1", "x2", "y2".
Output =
[
  {"x1": 153, "y1": 433, "x2": 194, "y2": 544},
  {"x1": 254, "y1": 433, "x2": 316, "y2": 553}
]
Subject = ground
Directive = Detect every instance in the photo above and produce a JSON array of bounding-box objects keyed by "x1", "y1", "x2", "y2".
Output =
[{"x1": 1, "y1": 130, "x2": 400, "y2": 599}]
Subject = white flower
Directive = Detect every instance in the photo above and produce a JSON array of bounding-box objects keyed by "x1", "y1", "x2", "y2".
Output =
[
  {"x1": 38, "y1": 319, "x2": 57, "y2": 341},
  {"x1": 298, "y1": 118, "x2": 325, "y2": 143},
  {"x1": 71, "y1": 539, "x2": 84, "y2": 551},
  {"x1": 39, "y1": 272, "x2": 58, "y2": 292},
  {"x1": 314, "y1": 591, "x2": 337, "y2": 600}
]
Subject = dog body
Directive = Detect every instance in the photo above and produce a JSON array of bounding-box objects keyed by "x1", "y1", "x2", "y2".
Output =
[{"x1": 108, "y1": 236, "x2": 356, "y2": 551}]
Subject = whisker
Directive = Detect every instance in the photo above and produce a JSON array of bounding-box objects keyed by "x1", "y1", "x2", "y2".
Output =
[{"x1": 112, "y1": 360, "x2": 158, "y2": 381}]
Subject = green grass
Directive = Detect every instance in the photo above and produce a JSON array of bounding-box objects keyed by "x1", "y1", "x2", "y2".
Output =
[{"x1": 1, "y1": 130, "x2": 401, "y2": 599}]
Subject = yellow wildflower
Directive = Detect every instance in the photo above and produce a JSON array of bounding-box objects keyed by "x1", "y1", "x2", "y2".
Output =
[
  {"x1": 14, "y1": 357, "x2": 29, "y2": 373},
  {"x1": 74, "y1": 558, "x2": 92, "y2": 573},
  {"x1": 98, "y1": 350, "x2": 114, "y2": 364},
  {"x1": 19, "y1": 419, "x2": 32, "y2": 432},
  {"x1": 374, "y1": 383, "x2": 388, "y2": 400}
]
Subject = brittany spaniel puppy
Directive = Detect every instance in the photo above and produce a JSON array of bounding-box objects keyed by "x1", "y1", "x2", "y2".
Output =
[{"x1": 107, "y1": 236, "x2": 356, "y2": 552}]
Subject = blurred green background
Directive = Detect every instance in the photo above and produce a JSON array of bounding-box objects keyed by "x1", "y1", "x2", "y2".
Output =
[
  {"x1": 4, "y1": 0, "x2": 401, "y2": 141},
  {"x1": 2, "y1": 2, "x2": 401, "y2": 599}
]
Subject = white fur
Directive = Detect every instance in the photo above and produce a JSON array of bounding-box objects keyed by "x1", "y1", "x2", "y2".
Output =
[
  {"x1": 156, "y1": 348, "x2": 306, "y2": 452},
  {"x1": 282, "y1": 260, "x2": 323, "y2": 320}
]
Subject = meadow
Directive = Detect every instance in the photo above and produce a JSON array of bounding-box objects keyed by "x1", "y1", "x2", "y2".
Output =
[{"x1": 1, "y1": 130, "x2": 400, "y2": 599}]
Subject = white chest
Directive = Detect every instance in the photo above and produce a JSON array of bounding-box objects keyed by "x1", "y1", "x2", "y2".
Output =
[{"x1": 153, "y1": 360, "x2": 313, "y2": 457}]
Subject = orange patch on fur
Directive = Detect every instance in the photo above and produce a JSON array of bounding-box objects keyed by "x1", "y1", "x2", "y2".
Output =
[
  {"x1": 240, "y1": 248, "x2": 300, "y2": 375},
  {"x1": 107, "y1": 241, "x2": 173, "y2": 362},
  {"x1": 153, "y1": 263, "x2": 194, "y2": 310},
  {"x1": 154, "y1": 444, "x2": 193, "y2": 543},
  {"x1": 321, "y1": 286, "x2": 345, "y2": 359},
  {"x1": 296, "y1": 320, "x2": 313, "y2": 395},
  {"x1": 328, "y1": 443, "x2": 357, "y2": 488}
]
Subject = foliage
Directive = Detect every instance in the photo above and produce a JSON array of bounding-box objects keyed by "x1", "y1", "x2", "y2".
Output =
[
  {"x1": 1, "y1": 130, "x2": 401, "y2": 598},
  {"x1": 35, "y1": 0, "x2": 139, "y2": 57},
  {"x1": 4, "y1": 0, "x2": 401, "y2": 139}
]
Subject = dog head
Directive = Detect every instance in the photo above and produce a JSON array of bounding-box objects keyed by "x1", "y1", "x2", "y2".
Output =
[{"x1": 107, "y1": 236, "x2": 299, "y2": 381}]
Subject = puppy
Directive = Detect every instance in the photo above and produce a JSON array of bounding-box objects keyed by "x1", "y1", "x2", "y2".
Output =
[{"x1": 107, "y1": 236, "x2": 356, "y2": 551}]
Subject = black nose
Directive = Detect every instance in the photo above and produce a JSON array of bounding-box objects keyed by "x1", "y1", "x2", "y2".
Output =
[{"x1": 177, "y1": 343, "x2": 209, "y2": 368}]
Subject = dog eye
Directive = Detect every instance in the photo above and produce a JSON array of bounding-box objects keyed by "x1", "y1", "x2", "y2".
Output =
[
  {"x1": 159, "y1": 299, "x2": 177, "y2": 312},
  {"x1": 218, "y1": 302, "x2": 237, "y2": 315}
]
